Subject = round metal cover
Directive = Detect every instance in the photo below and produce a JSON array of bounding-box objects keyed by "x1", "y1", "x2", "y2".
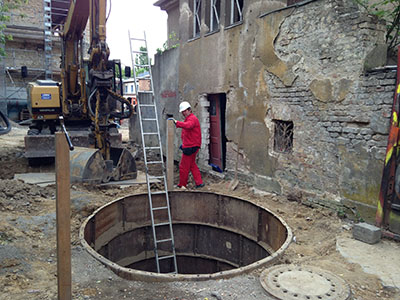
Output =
[{"x1": 260, "y1": 265, "x2": 351, "y2": 300}]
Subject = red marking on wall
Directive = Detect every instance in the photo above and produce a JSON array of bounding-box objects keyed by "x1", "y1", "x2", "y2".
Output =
[{"x1": 161, "y1": 90, "x2": 177, "y2": 98}]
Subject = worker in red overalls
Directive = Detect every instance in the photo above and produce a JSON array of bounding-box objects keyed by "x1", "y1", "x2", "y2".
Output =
[{"x1": 170, "y1": 101, "x2": 204, "y2": 189}]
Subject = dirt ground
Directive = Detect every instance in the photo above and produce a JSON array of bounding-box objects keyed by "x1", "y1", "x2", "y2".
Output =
[{"x1": 0, "y1": 124, "x2": 399, "y2": 300}]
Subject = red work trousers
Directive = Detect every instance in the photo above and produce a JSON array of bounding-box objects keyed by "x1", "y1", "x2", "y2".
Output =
[{"x1": 178, "y1": 149, "x2": 203, "y2": 187}]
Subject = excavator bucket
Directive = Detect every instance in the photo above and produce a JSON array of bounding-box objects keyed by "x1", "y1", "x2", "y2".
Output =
[
  {"x1": 70, "y1": 147, "x2": 137, "y2": 184},
  {"x1": 70, "y1": 147, "x2": 107, "y2": 184},
  {"x1": 110, "y1": 147, "x2": 137, "y2": 181}
]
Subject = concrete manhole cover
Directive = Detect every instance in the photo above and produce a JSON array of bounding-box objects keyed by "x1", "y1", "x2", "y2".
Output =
[{"x1": 260, "y1": 265, "x2": 351, "y2": 300}]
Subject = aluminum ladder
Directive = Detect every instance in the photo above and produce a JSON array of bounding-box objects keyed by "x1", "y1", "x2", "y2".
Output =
[{"x1": 128, "y1": 31, "x2": 178, "y2": 274}]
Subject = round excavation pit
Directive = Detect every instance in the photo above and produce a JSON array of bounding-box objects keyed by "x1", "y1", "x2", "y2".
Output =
[{"x1": 80, "y1": 191, "x2": 292, "y2": 281}]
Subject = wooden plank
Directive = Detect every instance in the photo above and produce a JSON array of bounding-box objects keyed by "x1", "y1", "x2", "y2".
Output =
[
  {"x1": 166, "y1": 119, "x2": 175, "y2": 190},
  {"x1": 55, "y1": 132, "x2": 71, "y2": 300}
]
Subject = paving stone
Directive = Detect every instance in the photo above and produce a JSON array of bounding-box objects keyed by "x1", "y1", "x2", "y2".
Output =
[{"x1": 353, "y1": 222, "x2": 381, "y2": 244}]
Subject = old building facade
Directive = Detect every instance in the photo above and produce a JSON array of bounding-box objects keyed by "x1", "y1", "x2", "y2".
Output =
[{"x1": 153, "y1": 0, "x2": 396, "y2": 222}]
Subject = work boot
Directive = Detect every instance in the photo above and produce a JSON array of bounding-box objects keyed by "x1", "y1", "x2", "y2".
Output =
[{"x1": 195, "y1": 183, "x2": 205, "y2": 188}]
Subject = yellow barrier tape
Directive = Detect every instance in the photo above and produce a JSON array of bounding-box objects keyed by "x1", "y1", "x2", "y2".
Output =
[
  {"x1": 389, "y1": 211, "x2": 400, "y2": 223},
  {"x1": 377, "y1": 201, "x2": 383, "y2": 215},
  {"x1": 386, "y1": 147, "x2": 393, "y2": 165}
]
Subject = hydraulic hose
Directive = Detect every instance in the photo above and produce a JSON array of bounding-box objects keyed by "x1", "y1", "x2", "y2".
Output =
[
  {"x1": 0, "y1": 110, "x2": 11, "y2": 135},
  {"x1": 107, "y1": 89, "x2": 134, "y2": 119},
  {"x1": 88, "y1": 88, "x2": 133, "y2": 119}
]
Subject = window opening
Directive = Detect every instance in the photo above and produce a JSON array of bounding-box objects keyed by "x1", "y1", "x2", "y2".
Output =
[
  {"x1": 226, "y1": 0, "x2": 243, "y2": 26},
  {"x1": 193, "y1": 0, "x2": 202, "y2": 38},
  {"x1": 273, "y1": 120, "x2": 293, "y2": 153},
  {"x1": 207, "y1": 0, "x2": 220, "y2": 32}
]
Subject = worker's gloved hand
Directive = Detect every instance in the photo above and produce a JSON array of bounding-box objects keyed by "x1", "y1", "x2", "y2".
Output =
[{"x1": 167, "y1": 118, "x2": 177, "y2": 124}]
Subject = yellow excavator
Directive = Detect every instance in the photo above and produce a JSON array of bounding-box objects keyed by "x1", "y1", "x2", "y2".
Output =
[{"x1": 25, "y1": 0, "x2": 136, "y2": 183}]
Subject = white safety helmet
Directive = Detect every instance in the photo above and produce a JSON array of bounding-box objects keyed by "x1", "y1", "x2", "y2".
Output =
[{"x1": 179, "y1": 101, "x2": 191, "y2": 112}]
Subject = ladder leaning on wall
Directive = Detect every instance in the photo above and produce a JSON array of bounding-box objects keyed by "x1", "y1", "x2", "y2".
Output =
[{"x1": 128, "y1": 31, "x2": 178, "y2": 274}]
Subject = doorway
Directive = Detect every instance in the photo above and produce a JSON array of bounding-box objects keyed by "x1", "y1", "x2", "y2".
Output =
[{"x1": 208, "y1": 93, "x2": 226, "y2": 172}]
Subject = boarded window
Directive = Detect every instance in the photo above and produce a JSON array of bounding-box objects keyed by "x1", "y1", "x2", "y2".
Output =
[
  {"x1": 226, "y1": 0, "x2": 243, "y2": 26},
  {"x1": 273, "y1": 120, "x2": 293, "y2": 153},
  {"x1": 205, "y1": 0, "x2": 221, "y2": 33}
]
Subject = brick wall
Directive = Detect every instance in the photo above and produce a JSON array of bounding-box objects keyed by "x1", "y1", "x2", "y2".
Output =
[{"x1": 197, "y1": 94, "x2": 210, "y2": 164}]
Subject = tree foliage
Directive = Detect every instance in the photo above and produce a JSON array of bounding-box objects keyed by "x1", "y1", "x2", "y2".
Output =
[
  {"x1": 0, "y1": 0, "x2": 27, "y2": 58},
  {"x1": 135, "y1": 46, "x2": 149, "y2": 76},
  {"x1": 156, "y1": 31, "x2": 180, "y2": 55},
  {"x1": 355, "y1": 0, "x2": 400, "y2": 54}
]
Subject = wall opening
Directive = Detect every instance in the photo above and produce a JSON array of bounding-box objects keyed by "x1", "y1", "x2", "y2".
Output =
[
  {"x1": 273, "y1": 120, "x2": 293, "y2": 153},
  {"x1": 225, "y1": 0, "x2": 243, "y2": 26},
  {"x1": 190, "y1": 0, "x2": 202, "y2": 38},
  {"x1": 205, "y1": 0, "x2": 221, "y2": 33}
]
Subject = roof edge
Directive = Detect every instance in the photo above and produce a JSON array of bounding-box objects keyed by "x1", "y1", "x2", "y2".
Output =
[{"x1": 153, "y1": 0, "x2": 179, "y2": 11}]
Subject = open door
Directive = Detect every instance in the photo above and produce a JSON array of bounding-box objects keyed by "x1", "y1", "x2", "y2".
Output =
[{"x1": 208, "y1": 94, "x2": 226, "y2": 172}]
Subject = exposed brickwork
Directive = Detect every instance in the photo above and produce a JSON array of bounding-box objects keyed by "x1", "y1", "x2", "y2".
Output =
[{"x1": 197, "y1": 94, "x2": 210, "y2": 164}]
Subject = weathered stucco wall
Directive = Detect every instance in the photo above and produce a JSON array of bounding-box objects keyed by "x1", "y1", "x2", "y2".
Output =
[
  {"x1": 151, "y1": 47, "x2": 181, "y2": 160},
  {"x1": 154, "y1": 0, "x2": 395, "y2": 221}
]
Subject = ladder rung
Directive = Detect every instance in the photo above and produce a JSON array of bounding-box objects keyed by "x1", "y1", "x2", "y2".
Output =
[
  {"x1": 139, "y1": 104, "x2": 155, "y2": 107},
  {"x1": 156, "y1": 238, "x2": 172, "y2": 243},
  {"x1": 145, "y1": 146, "x2": 160, "y2": 150},
  {"x1": 130, "y1": 37, "x2": 146, "y2": 42},
  {"x1": 138, "y1": 91, "x2": 154, "y2": 94},
  {"x1": 142, "y1": 118, "x2": 157, "y2": 121},
  {"x1": 131, "y1": 50, "x2": 148, "y2": 54},
  {"x1": 151, "y1": 191, "x2": 166, "y2": 195},
  {"x1": 152, "y1": 206, "x2": 168, "y2": 211},
  {"x1": 143, "y1": 132, "x2": 158, "y2": 135},
  {"x1": 135, "y1": 64, "x2": 150, "y2": 68},
  {"x1": 158, "y1": 255, "x2": 175, "y2": 261},
  {"x1": 154, "y1": 222, "x2": 170, "y2": 227},
  {"x1": 147, "y1": 161, "x2": 163, "y2": 164},
  {"x1": 149, "y1": 176, "x2": 164, "y2": 179}
]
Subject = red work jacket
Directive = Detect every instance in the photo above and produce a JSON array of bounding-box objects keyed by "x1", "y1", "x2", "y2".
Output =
[{"x1": 176, "y1": 113, "x2": 202, "y2": 148}]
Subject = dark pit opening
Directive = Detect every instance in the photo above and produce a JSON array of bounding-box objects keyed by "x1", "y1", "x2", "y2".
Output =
[{"x1": 81, "y1": 191, "x2": 292, "y2": 281}]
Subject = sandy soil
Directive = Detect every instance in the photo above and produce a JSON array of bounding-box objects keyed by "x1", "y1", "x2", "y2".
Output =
[{"x1": 0, "y1": 124, "x2": 399, "y2": 300}]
